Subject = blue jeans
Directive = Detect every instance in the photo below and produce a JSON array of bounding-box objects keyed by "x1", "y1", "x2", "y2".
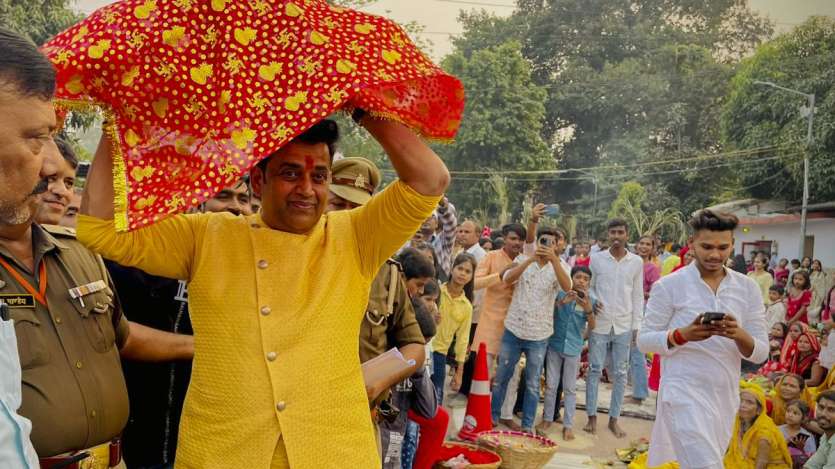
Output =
[
  {"x1": 431, "y1": 351, "x2": 447, "y2": 403},
  {"x1": 628, "y1": 343, "x2": 649, "y2": 400},
  {"x1": 490, "y1": 330, "x2": 548, "y2": 429},
  {"x1": 586, "y1": 329, "x2": 631, "y2": 419},
  {"x1": 401, "y1": 420, "x2": 419, "y2": 469}
]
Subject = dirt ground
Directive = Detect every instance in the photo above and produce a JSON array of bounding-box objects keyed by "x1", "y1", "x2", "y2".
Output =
[{"x1": 444, "y1": 395, "x2": 655, "y2": 467}]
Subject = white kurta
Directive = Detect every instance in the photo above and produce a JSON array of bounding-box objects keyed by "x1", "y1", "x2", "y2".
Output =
[{"x1": 637, "y1": 264, "x2": 769, "y2": 469}]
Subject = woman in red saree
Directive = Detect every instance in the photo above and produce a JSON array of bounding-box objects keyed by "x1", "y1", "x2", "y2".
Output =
[
  {"x1": 780, "y1": 322, "x2": 809, "y2": 370},
  {"x1": 788, "y1": 331, "x2": 825, "y2": 387}
]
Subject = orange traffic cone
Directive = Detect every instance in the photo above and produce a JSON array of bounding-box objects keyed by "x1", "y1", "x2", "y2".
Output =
[{"x1": 458, "y1": 342, "x2": 492, "y2": 442}]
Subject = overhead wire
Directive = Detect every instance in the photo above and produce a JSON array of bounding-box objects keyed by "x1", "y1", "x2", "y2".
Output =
[
  {"x1": 380, "y1": 145, "x2": 791, "y2": 176},
  {"x1": 398, "y1": 151, "x2": 804, "y2": 183}
]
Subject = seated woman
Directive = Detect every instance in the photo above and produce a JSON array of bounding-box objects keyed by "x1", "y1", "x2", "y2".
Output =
[
  {"x1": 725, "y1": 382, "x2": 792, "y2": 469},
  {"x1": 770, "y1": 374, "x2": 816, "y2": 427},
  {"x1": 788, "y1": 331, "x2": 825, "y2": 387},
  {"x1": 760, "y1": 323, "x2": 790, "y2": 379},
  {"x1": 780, "y1": 322, "x2": 808, "y2": 370}
]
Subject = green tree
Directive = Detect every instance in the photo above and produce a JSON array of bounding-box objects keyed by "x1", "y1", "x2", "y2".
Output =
[
  {"x1": 436, "y1": 41, "x2": 553, "y2": 223},
  {"x1": 609, "y1": 181, "x2": 687, "y2": 242},
  {"x1": 609, "y1": 181, "x2": 647, "y2": 220},
  {"x1": 722, "y1": 16, "x2": 835, "y2": 203},
  {"x1": 0, "y1": 0, "x2": 82, "y2": 45},
  {"x1": 447, "y1": 1, "x2": 773, "y2": 233}
]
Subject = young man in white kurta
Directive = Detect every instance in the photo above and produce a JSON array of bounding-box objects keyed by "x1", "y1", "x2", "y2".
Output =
[{"x1": 637, "y1": 210, "x2": 769, "y2": 469}]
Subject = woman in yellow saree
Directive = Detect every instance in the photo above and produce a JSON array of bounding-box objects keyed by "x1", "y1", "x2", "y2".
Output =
[
  {"x1": 725, "y1": 381, "x2": 792, "y2": 468},
  {"x1": 771, "y1": 373, "x2": 816, "y2": 426}
]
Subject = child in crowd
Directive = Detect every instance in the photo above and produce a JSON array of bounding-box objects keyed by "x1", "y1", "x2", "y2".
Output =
[
  {"x1": 775, "y1": 258, "x2": 790, "y2": 289},
  {"x1": 749, "y1": 254, "x2": 775, "y2": 306},
  {"x1": 790, "y1": 259, "x2": 801, "y2": 275},
  {"x1": 779, "y1": 400, "x2": 817, "y2": 467},
  {"x1": 538, "y1": 265, "x2": 596, "y2": 441},
  {"x1": 767, "y1": 286, "x2": 787, "y2": 329},
  {"x1": 421, "y1": 279, "x2": 441, "y2": 325},
  {"x1": 570, "y1": 240, "x2": 590, "y2": 268},
  {"x1": 430, "y1": 253, "x2": 477, "y2": 403},
  {"x1": 771, "y1": 322, "x2": 788, "y2": 352},
  {"x1": 787, "y1": 271, "x2": 813, "y2": 325},
  {"x1": 761, "y1": 322, "x2": 789, "y2": 378},
  {"x1": 386, "y1": 299, "x2": 440, "y2": 469}
]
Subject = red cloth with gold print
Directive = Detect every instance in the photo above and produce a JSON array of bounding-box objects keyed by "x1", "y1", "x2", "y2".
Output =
[{"x1": 42, "y1": 0, "x2": 464, "y2": 231}]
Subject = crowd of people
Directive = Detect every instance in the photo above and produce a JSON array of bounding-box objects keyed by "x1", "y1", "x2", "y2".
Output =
[{"x1": 5, "y1": 13, "x2": 835, "y2": 469}]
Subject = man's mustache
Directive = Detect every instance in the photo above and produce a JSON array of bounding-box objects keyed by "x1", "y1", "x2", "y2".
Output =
[{"x1": 28, "y1": 178, "x2": 49, "y2": 196}]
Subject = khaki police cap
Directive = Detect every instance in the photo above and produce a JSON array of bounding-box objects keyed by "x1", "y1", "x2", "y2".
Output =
[{"x1": 330, "y1": 157, "x2": 381, "y2": 206}]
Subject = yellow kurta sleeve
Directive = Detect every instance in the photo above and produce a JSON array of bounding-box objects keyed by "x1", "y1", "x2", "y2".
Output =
[
  {"x1": 350, "y1": 180, "x2": 441, "y2": 278},
  {"x1": 454, "y1": 304, "x2": 473, "y2": 363},
  {"x1": 76, "y1": 213, "x2": 210, "y2": 281}
]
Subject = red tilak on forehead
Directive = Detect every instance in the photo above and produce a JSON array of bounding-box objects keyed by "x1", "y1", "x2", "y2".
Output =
[{"x1": 305, "y1": 155, "x2": 314, "y2": 171}]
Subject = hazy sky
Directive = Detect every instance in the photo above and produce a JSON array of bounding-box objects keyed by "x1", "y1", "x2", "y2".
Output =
[{"x1": 75, "y1": 0, "x2": 835, "y2": 59}]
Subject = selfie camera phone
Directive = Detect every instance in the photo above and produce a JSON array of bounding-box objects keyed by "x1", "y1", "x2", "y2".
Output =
[
  {"x1": 701, "y1": 312, "x2": 726, "y2": 324},
  {"x1": 544, "y1": 204, "x2": 560, "y2": 217},
  {"x1": 538, "y1": 236, "x2": 553, "y2": 247}
]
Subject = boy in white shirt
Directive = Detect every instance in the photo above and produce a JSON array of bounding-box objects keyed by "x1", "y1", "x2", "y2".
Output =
[{"x1": 766, "y1": 285, "x2": 787, "y2": 329}]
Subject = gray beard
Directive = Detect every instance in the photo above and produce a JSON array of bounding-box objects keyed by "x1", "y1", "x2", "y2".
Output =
[
  {"x1": 0, "y1": 177, "x2": 48, "y2": 226},
  {"x1": 0, "y1": 195, "x2": 36, "y2": 226}
]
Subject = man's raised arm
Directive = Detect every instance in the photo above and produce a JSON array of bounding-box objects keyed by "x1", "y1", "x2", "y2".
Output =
[
  {"x1": 360, "y1": 118, "x2": 450, "y2": 196},
  {"x1": 350, "y1": 118, "x2": 450, "y2": 276},
  {"x1": 81, "y1": 133, "x2": 116, "y2": 220},
  {"x1": 77, "y1": 134, "x2": 206, "y2": 281}
]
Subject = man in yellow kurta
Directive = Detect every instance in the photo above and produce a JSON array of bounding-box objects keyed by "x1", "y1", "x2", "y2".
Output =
[{"x1": 77, "y1": 116, "x2": 450, "y2": 469}]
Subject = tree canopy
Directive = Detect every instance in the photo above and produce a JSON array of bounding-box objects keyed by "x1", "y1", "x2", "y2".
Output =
[
  {"x1": 444, "y1": 0, "x2": 775, "y2": 233},
  {"x1": 0, "y1": 0, "x2": 82, "y2": 45},
  {"x1": 722, "y1": 16, "x2": 835, "y2": 203}
]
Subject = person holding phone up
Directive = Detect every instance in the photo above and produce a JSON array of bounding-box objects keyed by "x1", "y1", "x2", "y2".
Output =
[
  {"x1": 489, "y1": 226, "x2": 572, "y2": 433},
  {"x1": 637, "y1": 209, "x2": 769, "y2": 469}
]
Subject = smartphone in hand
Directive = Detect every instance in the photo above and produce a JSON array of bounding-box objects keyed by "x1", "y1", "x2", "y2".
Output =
[{"x1": 700, "y1": 312, "x2": 726, "y2": 325}]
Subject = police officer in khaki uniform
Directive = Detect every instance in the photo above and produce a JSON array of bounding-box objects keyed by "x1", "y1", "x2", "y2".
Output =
[
  {"x1": 0, "y1": 146, "x2": 193, "y2": 468},
  {"x1": 0, "y1": 220, "x2": 130, "y2": 468},
  {"x1": 326, "y1": 158, "x2": 426, "y2": 396}
]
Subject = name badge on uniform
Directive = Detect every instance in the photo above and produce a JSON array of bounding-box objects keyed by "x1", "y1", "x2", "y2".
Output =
[
  {"x1": 0, "y1": 294, "x2": 35, "y2": 309},
  {"x1": 68, "y1": 280, "x2": 107, "y2": 308}
]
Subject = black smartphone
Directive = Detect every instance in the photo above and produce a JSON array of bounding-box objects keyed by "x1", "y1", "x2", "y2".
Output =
[
  {"x1": 701, "y1": 312, "x2": 726, "y2": 325},
  {"x1": 574, "y1": 290, "x2": 585, "y2": 299}
]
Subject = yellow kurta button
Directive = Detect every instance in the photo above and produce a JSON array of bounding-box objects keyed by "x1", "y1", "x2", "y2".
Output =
[
  {"x1": 257, "y1": 260, "x2": 268, "y2": 269},
  {"x1": 266, "y1": 351, "x2": 277, "y2": 361},
  {"x1": 91, "y1": 410, "x2": 97, "y2": 418},
  {"x1": 260, "y1": 306, "x2": 271, "y2": 316},
  {"x1": 75, "y1": 361, "x2": 83, "y2": 369},
  {"x1": 55, "y1": 317, "x2": 62, "y2": 324},
  {"x1": 276, "y1": 401, "x2": 286, "y2": 411}
]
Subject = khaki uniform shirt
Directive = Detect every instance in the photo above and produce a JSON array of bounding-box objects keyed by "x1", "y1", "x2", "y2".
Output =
[
  {"x1": 359, "y1": 260, "x2": 424, "y2": 364},
  {"x1": 0, "y1": 224, "x2": 129, "y2": 457}
]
